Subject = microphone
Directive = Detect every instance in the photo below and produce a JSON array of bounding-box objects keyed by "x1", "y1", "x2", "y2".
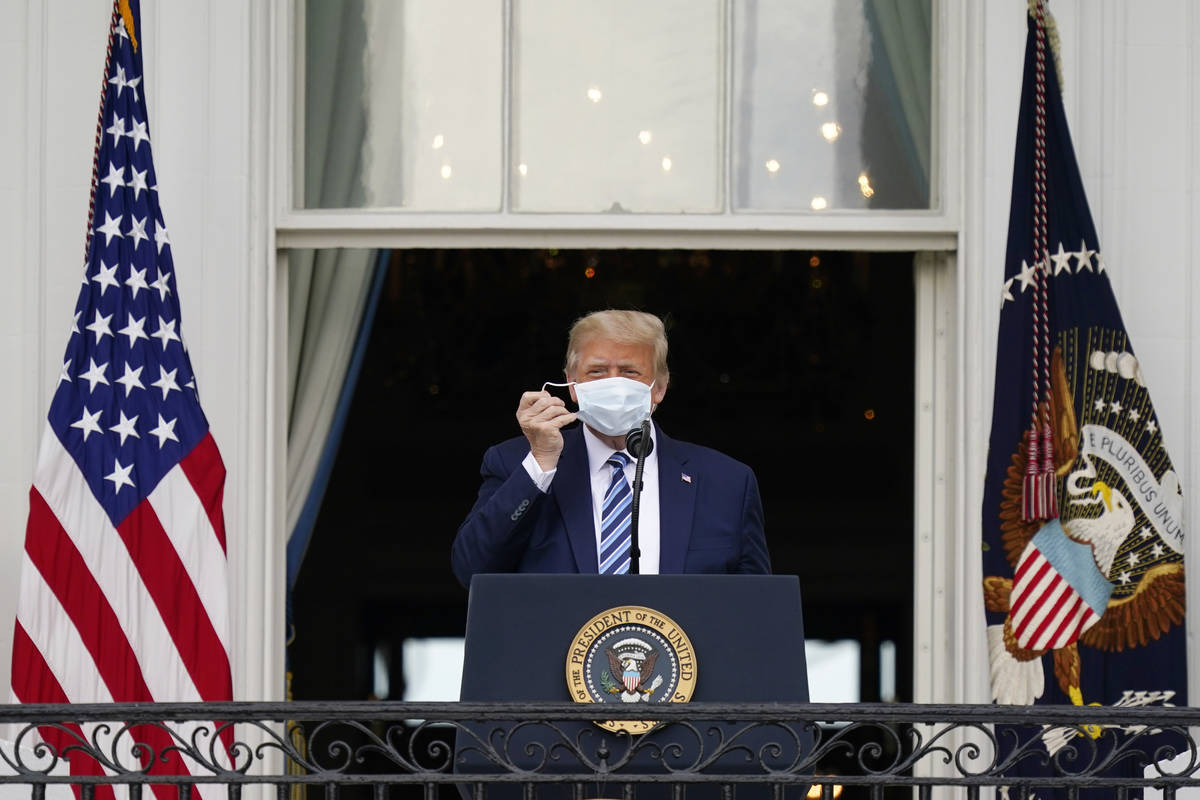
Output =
[
  {"x1": 626, "y1": 420, "x2": 652, "y2": 575},
  {"x1": 625, "y1": 424, "x2": 654, "y2": 458}
]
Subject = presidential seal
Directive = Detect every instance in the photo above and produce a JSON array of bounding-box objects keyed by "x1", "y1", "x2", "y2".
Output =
[{"x1": 565, "y1": 605, "x2": 697, "y2": 734}]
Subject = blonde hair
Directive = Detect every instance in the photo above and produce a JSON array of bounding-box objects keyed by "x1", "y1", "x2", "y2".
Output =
[{"x1": 564, "y1": 310, "x2": 669, "y2": 383}]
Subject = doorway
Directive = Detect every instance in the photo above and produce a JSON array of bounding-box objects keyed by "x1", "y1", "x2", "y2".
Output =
[{"x1": 289, "y1": 247, "x2": 915, "y2": 705}]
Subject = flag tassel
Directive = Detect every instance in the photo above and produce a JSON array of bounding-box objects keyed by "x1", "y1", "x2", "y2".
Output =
[{"x1": 1021, "y1": 425, "x2": 1057, "y2": 521}]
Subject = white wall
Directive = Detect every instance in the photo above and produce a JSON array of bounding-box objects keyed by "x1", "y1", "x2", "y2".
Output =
[{"x1": 0, "y1": 0, "x2": 279, "y2": 702}]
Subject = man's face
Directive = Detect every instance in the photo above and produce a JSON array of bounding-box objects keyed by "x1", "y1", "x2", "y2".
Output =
[{"x1": 568, "y1": 337, "x2": 668, "y2": 406}]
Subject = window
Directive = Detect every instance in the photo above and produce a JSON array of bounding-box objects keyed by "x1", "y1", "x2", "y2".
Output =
[{"x1": 296, "y1": 0, "x2": 934, "y2": 215}]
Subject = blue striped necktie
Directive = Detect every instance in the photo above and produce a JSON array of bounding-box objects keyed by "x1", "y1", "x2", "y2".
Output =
[{"x1": 598, "y1": 451, "x2": 633, "y2": 575}]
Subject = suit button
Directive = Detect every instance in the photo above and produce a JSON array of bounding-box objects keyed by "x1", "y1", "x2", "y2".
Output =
[{"x1": 510, "y1": 498, "x2": 532, "y2": 521}]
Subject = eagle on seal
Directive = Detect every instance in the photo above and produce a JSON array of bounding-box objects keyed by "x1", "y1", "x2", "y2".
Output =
[
  {"x1": 985, "y1": 346, "x2": 1185, "y2": 707},
  {"x1": 606, "y1": 646, "x2": 659, "y2": 695}
]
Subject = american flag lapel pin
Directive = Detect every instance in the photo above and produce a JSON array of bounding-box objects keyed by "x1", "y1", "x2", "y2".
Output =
[{"x1": 681, "y1": 473, "x2": 692, "y2": 484}]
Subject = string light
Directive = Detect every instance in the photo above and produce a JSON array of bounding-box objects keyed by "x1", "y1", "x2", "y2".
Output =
[
  {"x1": 812, "y1": 90, "x2": 829, "y2": 107},
  {"x1": 586, "y1": 86, "x2": 603, "y2": 103},
  {"x1": 661, "y1": 156, "x2": 673, "y2": 172},
  {"x1": 431, "y1": 134, "x2": 444, "y2": 150},
  {"x1": 821, "y1": 122, "x2": 842, "y2": 142},
  {"x1": 765, "y1": 159, "x2": 781, "y2": 173},
  {"x1": 440, "y1": 164, "x2": 452, "y2": 180},
  {"x1": 518, "y1": 163, "x2": 528, "y2": 177},
  {"x1": 638, "y1": 130, "x2": 653, "y2": 144},
  {"x1": 858, "y1": 173, "x2": 875, "y2": 198},
  {"x1": 810, "y1": 196, "x2": 828, "y2": 210}
]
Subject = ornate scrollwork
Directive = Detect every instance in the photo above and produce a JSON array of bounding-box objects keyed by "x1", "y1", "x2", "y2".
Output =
[{"x1": 0, "y1": 703, "x2": 1196, "y2": 792}]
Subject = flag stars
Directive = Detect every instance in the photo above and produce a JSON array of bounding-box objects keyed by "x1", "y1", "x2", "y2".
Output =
[
  {"x1": 96, "y1": 211, "x2": 124, "y2": 246},
  {"x1": 1128, "y1": 408, "x2": 1141, "y2": 422},
  {"x1": 127, "y1": 214, "x2": 149, "y2": 250},
  {"x1": 92, "y1": 261, "x2": 120, "y2": 296},
  {"x1": 1140, "y1": 526, "x2": 1154, "y2": 540},
  {"x1": 109, "y1": 410, "x2": 140, "y2": 446},
  {"x1": 72, "y1": 311, "x2": 81, "y2": 335},
  {"x1": 85, "y1": 310, "x2": 114, "y2": 343},
  {"x1": 1146, "y1": 418, "x2": 1158, "y2": 434},
  {"x1": 78, "y1": 358, "x2": 110, "y2": 393},
  {"x1": 58, "y1": 359, "x2": 72, "y2": 386},
  {"x1": 1151, "y1": 542, "x2": 1165, "y2": 559},
  {"x1": 149, "y1": 414, "x2": 179, "y2": 449},
  {"x1": 129, "y1": 118, "x2": 150, "y2": 152},
  {"x1": 1050, "y1": 242, "x2": 1073, "y2": 276},
  {"x1": 118, "y1": 313, "x2": 149, "y2": 348},
  {"x1": 70, "y1": 407, "x2": 103, "y2": 441},
  {"x1": 1093, "y1": 398, "x2": 1106, "y2": 412},
  {"x1": 151, "y1": 364, "x2": 180, "y2": 400},
  {"x1": 129, "y1": 167, "x2": 148, "y2": 200},
  {"x1": 104, "y1": 458, "x2": 135, "y2": 494},
  {"x1": 150, "y1": 271, "x2": 172, "y2": 301},
  {"x1": 1000, "y1": 277, "x2": 1015, "y2": 306},
  {"x1": 1075, "y1": 240, "x2": 1095, "y2": 273},
  {"x1": 154, "y1": 224, "x2": 171, "y2": 255},
  {"x1": 151, "y1": 316, "x2": 181, "y2": 350},
  {"x1": 1015, "y1": 259, "x2": 1039, "y2": 293},
  {"x1": 108, "y1": 64, "x2": 140, "y2": 101},
  {"x1": 1127, "y1": 552, "x2": 1140, "y2": 567},
  {"x1": 106, "y1": 114, "x2": 127, "y2": 147},
  {"x1": 1118, "y1": 571, "x2": 1132, "y2": 585},
  {"x1": 99, "y1": 162, "x2": 125, "y2": 197},
  {"x1": 1109, "y1": 400, "x2": 1123, "y2": 415},
  {"x1": 115, "y1": 362, "x2": 145, "y2": 396},
  {"x1": 126, "y1": 266, "x2": 149, "y2": 298}
]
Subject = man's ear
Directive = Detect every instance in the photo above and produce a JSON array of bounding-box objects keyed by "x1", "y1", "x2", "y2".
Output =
[{"x1": 651, "y1": 379, "x2": 668, "y2": 406}]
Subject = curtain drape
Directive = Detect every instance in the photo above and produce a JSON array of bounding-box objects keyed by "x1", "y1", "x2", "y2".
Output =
[
  {"x1": 286, "y1": 0, "x2": 382, "y2": 592},
  {"x1": 865, "y1": 0, "x2": 932, "y2": 198}
]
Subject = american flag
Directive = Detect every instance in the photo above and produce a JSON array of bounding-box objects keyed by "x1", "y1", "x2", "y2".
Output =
[{"x1": 11, "y1": 0, "x2": 232, "y2": 793}]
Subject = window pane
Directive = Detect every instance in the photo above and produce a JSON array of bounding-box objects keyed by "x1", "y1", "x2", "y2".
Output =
[
  {"x1": 301, "y1": 0, "x2": 502, "y2": 210},
  {"x1": 513, "y1": 0, "x2": 722, "y2": 213},
  {"x1": 733, "y1": 0, "x2": 932, "y2": 210}
]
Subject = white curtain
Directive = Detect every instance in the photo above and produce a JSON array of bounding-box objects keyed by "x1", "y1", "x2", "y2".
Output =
[
  {"x1": 286, "y1": 0, "x2": 378, "y2": 552},
  {"x1": 865, "y1": 0, "x2": 932, "y2": 189}
]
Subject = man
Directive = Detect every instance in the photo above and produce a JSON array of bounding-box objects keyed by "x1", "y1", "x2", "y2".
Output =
[{"x1": 451, "y1": 310, "x2": 771, "y2": 587}]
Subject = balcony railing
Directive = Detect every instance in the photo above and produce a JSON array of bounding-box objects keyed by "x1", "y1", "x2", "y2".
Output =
[{"x1": 0, "y1": 703, "x2": 1197, "y2": 799}]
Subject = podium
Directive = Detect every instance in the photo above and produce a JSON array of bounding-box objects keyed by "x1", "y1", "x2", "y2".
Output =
[{"x1": 455, "y1": 574, "x2": 812, "y2": 798}]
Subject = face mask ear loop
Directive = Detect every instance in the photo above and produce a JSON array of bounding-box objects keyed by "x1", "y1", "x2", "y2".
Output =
[{"x1": 541, "y1": 381, "x2": 575, "y2": 392}]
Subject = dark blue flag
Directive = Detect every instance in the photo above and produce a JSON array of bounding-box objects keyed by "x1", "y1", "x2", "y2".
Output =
[{"x1": 982, "y1": 2, "x2": 1187, "y2": 792}]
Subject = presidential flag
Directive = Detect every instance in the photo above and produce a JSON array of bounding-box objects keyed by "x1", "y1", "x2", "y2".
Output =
[
  {"x1": 981, "y1": 0, "x2": 1186, "y2": 787},
  {"x1": 11, "y1": 0, "x2": 232, "y2": 793}
]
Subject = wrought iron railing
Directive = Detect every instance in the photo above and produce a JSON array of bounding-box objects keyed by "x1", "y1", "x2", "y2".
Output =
[{"x1": 0, "y1": 703, "x2": 1196, "y2": 799}]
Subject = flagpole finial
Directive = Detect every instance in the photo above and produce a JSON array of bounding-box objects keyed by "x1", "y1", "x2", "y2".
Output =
[{"x1": 1027, "y1": 0, "x2": 1063, "y2": 90}]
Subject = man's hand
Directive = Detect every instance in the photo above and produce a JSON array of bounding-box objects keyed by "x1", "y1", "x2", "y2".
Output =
[{"x1": 517, "y1": 391, "x2": 577, "y2": 471}]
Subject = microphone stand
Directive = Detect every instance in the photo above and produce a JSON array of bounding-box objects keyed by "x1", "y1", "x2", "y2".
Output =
[{"x1": 625, "y1": 419, "x2": 653, "y2": 575}]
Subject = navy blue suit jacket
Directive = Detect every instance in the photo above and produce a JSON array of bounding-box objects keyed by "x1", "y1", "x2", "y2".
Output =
[{"x1": 451, "y1": 424, "x2": 770, "y2": 586}]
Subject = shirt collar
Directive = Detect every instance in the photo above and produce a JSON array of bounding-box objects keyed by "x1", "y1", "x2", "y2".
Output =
[{"x1": 582, "y1": 422, "x2": 658, "y2": 474}]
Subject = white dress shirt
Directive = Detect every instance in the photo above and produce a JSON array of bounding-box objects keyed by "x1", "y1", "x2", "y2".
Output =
[{"x1": 520, "y1": 425, "x2": 661, "y2": 574}]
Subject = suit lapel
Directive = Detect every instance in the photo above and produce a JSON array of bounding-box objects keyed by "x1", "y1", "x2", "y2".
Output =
[
  {"x1": 551, "y1": 426, "x2": 599, "y2": 573},
  {"x1": 655, "y1": 426, "x2": 695, "y2": 574}
]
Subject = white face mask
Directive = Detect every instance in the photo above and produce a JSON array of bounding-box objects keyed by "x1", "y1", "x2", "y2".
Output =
[{"x1": 543, "y1": 377, "x2": 653, "y2": 437}]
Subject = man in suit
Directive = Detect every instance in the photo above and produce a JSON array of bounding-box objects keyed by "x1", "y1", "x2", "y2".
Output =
[{"x1": 452, "y1": 310, "x2": 770, "y2": 587}]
